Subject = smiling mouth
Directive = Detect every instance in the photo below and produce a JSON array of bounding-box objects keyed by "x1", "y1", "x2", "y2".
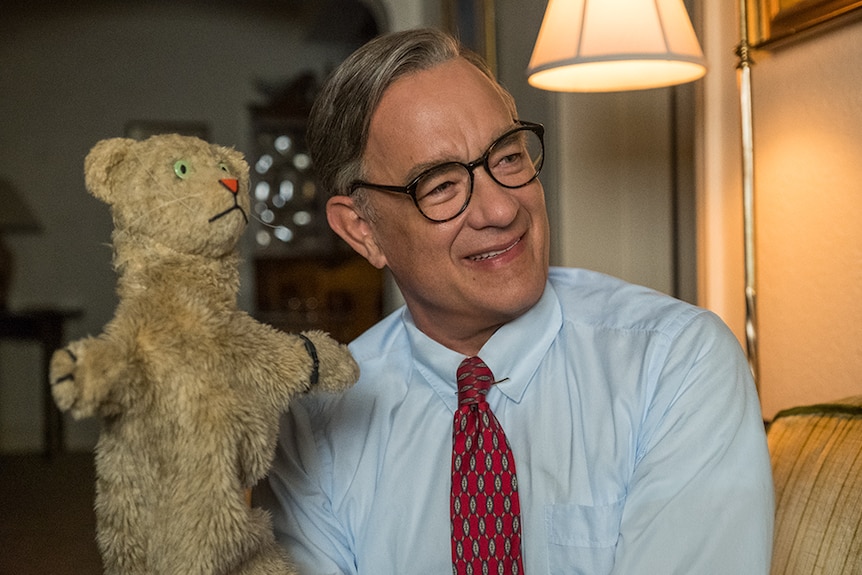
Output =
[
  {"x1": 468, "y1": 237, "x2": 520, "y2": 262},
  {"x1": 209, "y1": 204, "x2": 248, "y2": 224}
]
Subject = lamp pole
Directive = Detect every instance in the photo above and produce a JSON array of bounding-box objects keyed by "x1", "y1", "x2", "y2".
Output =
[{"x1": 736, "y1": 0, "x2": 759, "y2": 389}]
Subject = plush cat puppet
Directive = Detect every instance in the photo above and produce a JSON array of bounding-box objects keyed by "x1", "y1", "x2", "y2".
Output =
[{"x1": 50, "y1": 134, "x2": 359, "y2": 575}]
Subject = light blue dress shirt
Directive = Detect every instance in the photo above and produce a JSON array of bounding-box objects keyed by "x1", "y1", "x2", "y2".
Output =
[{"x1": 264, "y1": 267, "x2": 774, "y2": 574}]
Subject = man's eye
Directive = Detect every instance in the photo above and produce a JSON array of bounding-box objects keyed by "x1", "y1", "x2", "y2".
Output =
[
  {"x1": 416, "y1": 164, "x2": 470, "y2": 203},
  {"x1": 418, "y1": 180, "x2": 458, "y2": 202},
  {"x1": 499, "y1": 152, "x2": 523, "y2": 165},
  {"x1": 490, "y1": 148, "x2": 525, "y2": 173}
]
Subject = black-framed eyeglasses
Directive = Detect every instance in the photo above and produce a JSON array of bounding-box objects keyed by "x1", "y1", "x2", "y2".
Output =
[{"x1": 349, "y1": 120, "x2": 544, "y2": 223}]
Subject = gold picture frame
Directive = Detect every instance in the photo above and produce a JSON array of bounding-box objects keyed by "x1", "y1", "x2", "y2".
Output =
[{"x1": 748, "y1": 0, "x2": 862, "y2": 47}]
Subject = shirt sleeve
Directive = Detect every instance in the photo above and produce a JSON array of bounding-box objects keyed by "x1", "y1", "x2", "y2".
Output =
[
  {"x1": 611, "y1": 311, "x2": 774, "y2": 574},
  {"x1": 258, "y1": 401, "x2": 356, "y2": 575}
]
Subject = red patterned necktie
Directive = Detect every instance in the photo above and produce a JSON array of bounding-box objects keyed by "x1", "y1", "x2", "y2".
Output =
[{"x1": 451, "y1": 356, "x2": 525, "y2": 575}]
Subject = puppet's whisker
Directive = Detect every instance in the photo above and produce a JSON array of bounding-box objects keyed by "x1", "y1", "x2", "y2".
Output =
[{"x1": 247, "y1": 211, "x2": 285, "y2": 230}]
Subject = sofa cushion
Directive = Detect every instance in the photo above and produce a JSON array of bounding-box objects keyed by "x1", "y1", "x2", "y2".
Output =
[{"x1": 767, "y1": 396, "x2": 862, "y2": 574}]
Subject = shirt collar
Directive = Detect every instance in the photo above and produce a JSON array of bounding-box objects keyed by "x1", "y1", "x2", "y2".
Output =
[{"x1": 404, "y1": 280, "x2": 562, "y2": 411}]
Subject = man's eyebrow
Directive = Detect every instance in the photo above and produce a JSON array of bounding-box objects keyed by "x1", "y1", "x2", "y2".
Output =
[
  {"x1": 400, "y1": 123, "x2": 519, "y2": 185},
  {"x1": 401, "y1": 157, "x2": 454, "y2": 185}
]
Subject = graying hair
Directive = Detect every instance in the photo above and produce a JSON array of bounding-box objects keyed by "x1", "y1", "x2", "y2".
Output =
[{"x1": 307, "y1": 27, "x2": 517, "y2": 205}]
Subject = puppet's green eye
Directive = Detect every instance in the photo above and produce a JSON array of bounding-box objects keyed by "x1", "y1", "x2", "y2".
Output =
[
  {"x1": 218, "y1": 162, "x2": 230, "y2": 173},
  {"x1": 174, "y1": 160, "x2": 190, "y2": 179}
]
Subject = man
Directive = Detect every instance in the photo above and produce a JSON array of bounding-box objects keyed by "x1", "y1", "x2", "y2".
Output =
[{"x1": 262, "y1": 28, "x2": 774, "y2": 574}]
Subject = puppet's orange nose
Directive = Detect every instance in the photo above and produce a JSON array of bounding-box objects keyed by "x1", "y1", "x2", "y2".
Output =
[{"x1": 220, "y1": 178, "x2": 239, "y2": 194}]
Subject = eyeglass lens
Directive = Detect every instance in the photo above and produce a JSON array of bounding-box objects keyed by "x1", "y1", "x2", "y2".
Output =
[{"x1": 414, "y1": 127, "x2": 543, "y2": 222}]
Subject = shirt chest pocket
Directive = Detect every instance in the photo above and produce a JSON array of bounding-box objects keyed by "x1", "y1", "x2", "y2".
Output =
[{"x1": 544, "y1": 498, "x2": 624, "y2": 575}]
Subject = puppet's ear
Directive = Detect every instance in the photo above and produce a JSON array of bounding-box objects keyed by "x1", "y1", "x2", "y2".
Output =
[{"x1": 84, "y1": 138, "x2": 136, "y2": 204}]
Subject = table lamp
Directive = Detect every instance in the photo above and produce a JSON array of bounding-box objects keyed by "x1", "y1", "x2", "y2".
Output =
[{"x1": 525, "y1": 1, "x2": 764, "y2": 386}]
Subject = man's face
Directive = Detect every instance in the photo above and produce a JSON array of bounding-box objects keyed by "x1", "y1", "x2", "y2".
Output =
[{"x1": 338, "y1": 57, "x2": 550, "y2": 354}]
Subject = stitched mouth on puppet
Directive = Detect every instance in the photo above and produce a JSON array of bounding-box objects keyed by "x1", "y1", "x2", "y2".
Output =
[{"x1": 209, "y1": 178, "x2": 249, "y2": 224}]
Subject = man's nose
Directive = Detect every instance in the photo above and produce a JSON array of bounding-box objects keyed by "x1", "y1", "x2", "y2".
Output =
[{"x1": 467, "y1": 168, "x2": 520, "y2": 225}]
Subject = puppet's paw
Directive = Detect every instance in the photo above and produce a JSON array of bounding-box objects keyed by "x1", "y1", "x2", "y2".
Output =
[
  {"x1": 300, "y1": 331, "x2": 359, "y2": 393},
  {"x1": 49, "y1": 346, "x2": 81, "y2": 412},
  {"x1": 49, "y1": 339, "x2": 102, "y2": 418}
]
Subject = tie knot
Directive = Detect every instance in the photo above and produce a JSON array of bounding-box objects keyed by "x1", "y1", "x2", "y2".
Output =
[{"x1": 457, "y1": 356, "x2": 494, "y2": 406}]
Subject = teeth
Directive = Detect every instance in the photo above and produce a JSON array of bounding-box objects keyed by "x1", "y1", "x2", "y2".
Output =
[{"x1": 469, "y1": 239, "x2": 518, "y2": 261}]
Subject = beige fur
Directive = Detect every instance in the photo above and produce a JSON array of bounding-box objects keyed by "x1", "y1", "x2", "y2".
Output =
[{"x1": 50, "y1": 134, "x2": 359, "y2": 575}]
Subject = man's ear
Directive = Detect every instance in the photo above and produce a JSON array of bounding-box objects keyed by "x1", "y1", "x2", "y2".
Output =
[{"x1": 326, "y1": 195, "x2": 387, "y2": 269}]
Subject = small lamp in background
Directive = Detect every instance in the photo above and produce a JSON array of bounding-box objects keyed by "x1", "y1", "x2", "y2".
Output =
[
  {"x1": 0, "y1": 178, "x2": 42, "y2": 310},
  {"x1": 527, "y1": 0, "x2": 707, "y2": 92}
]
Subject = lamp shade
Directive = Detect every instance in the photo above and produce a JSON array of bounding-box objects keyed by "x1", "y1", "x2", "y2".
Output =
[{"x1": 527, "y1": 0, "x2": 707, "y2": 92}]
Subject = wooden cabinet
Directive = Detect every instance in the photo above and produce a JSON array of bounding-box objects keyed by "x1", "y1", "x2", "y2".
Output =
[{"x1": 254, "y1": 255, "x2": 383, "y2": 344}]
